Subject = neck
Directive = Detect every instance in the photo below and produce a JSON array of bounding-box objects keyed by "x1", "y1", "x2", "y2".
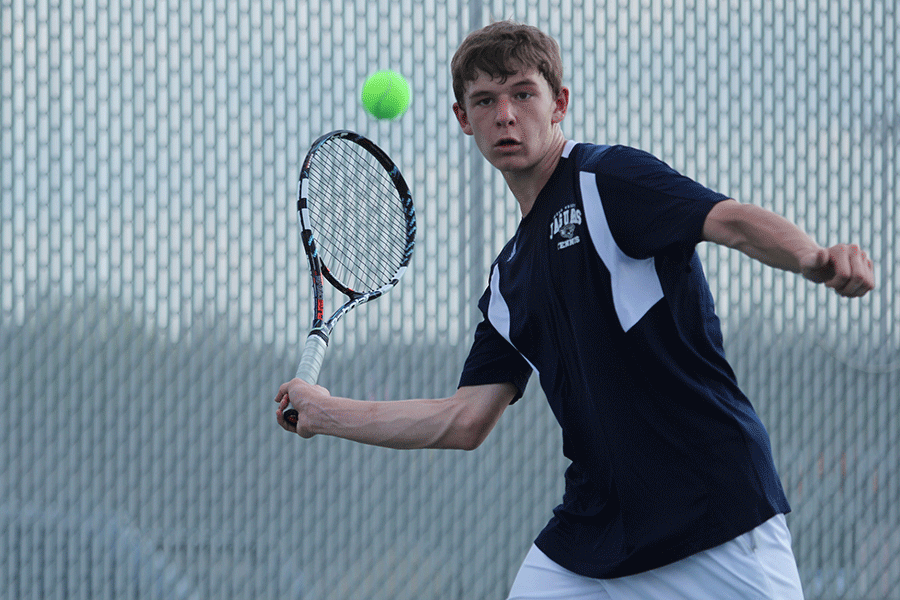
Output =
[{"x1": 503, "y1": 133, "x2": 568, "y2": 217}]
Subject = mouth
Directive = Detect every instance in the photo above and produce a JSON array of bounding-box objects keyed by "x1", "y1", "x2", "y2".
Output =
[{"x1": 494, "y1": 138, "x2": 522, "y2": 149}]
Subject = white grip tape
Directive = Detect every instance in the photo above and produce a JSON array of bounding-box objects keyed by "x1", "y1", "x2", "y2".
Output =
[{"x1": 295, "y1": 333, "x2": 328, "y2": 384}]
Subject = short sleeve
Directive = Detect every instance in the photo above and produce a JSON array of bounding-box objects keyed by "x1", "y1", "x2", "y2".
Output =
[
  {"x1": 458, "y1": 317, "x2": 532, "y2": 403},
  {"x1": 590, "y1": 146, "x2": 729, "y2": 259}
]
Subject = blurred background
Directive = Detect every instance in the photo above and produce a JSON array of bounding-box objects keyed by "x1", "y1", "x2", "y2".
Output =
[{"x1": 1, "y1": 0, "x2": 898, "y2": 598}]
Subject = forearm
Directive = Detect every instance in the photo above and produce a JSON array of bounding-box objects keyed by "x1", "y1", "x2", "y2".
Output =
[
  {"x1": 703, "y1": 200, "x2": 821, "y2": 273},
  {"x1": 702, "y1": 199, "x2": 875, "y2": 297},
  {"x1": 277, "y1": 381, "x2": 515, "y2": 450},
  {"x1": 307, "y1": 395, "x2": 475, "y2": 450}
]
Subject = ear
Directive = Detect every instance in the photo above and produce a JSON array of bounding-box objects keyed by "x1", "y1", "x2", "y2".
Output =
[
  {"x1": 453, "y1": 102, "x2": 474, "y2": 136},
  {"x1": 551, "y1": 87, "x2": 570, "y2": 124}
]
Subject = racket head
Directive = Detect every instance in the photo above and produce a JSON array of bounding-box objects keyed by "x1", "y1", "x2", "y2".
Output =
[{"x1": 297, "y1": 130, "x2": 416, "y2": 304}]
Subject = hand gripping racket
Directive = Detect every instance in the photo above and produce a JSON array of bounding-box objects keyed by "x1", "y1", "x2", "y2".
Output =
[{"x1": 282, "y1": 130, "x2": 416, "y2": 426}]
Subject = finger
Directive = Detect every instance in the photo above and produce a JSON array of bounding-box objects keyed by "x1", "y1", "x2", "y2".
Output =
[
  {"x1": 275, "y1": 402, "x2": 296, "y2": 432},
  {"x1": 851, "y1": 274, "x2": 874, "y2": 296},
  {"x1": 841, "y1": 246, "x2": 875, "y2": 296},
  {"x1": 833, "y1": 247, "x2": 876, "y2": 297},
  {"x1": 825, "y1": 246, "x2": 853, "y2": 292},
  {"x1": 841, "y1": 246, "x2": 867, "y2": 298},
  {"x1": 275, "y1": 381, "x2": 290, "y2": 402},
  {"x1": 840, "y1": 279, "x2": 866, "y2": 298},
  {"x1": 851, "y1": 248, "x2": 876, "y2": 294}
]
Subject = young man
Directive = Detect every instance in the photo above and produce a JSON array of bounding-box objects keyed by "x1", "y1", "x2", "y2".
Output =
[{"x1": 276, "y1": 21, "x2": 875, "y2": 599}]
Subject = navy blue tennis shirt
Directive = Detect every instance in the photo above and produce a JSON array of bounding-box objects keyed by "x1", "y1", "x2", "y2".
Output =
[{"x1": 458, "y1": 141, "x2": 790, "y2": 579}]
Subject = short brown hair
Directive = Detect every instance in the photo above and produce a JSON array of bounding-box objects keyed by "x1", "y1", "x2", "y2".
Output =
[{"x1": 451, "y1": 21, "x2": 563, "y2": 106}]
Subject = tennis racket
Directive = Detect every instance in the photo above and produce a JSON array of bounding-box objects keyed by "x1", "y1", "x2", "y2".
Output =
[{"x1": 283, "y1": 130, "x2": 416, "y2": 426}]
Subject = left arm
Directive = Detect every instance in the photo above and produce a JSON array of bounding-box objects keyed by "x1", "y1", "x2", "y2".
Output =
[{"x1": 702, "y1": 199, "x2": 875, "y2": 298}]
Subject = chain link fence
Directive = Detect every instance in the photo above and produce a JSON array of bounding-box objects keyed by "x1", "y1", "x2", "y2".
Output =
[{"x1": 1, "y1": 0, "x2": 898, "y2": 598}]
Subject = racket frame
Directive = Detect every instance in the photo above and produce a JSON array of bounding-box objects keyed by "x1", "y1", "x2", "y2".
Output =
[{"x1": 284, "y1": 130, "x2": 415, "y2": 424}]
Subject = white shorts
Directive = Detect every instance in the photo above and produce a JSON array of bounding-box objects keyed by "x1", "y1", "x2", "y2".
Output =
[{"x1": 507, "y1": 514, "x2": 804, "y2": 600}]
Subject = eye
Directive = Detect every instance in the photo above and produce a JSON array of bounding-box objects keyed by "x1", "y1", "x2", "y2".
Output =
[
  {"x1": 514, "y1": 92, "x2": 533, "y2": 101},
  {"x1": 475, "y1": 97, "x2": 494, "y2": 107}
]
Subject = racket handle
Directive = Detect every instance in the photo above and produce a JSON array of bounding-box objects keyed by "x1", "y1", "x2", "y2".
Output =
[{"x1": 283, "y1": 333, "x2": 329, "y2": 426}]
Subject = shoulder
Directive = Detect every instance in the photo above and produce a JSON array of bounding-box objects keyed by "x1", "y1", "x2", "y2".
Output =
[
  {"x1": 567, "y1": 143, "x2": 668, "y2": 176},
  {"x1": 573, "y1": 144, "x2": 725, "y2": 207}
]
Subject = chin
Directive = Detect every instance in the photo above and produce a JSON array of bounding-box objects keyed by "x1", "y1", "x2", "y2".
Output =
[
  {"x1": 493, "y1": 157, "x2": 533, "y2": 173},
  {"x1": 489, "y1": 149, "x2": 525, "y2": 165}
]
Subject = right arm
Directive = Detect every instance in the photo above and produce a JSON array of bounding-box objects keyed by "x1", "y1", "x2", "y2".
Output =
[{"x1": 274, "y1": 379, "x2": 517, "y2": 451}]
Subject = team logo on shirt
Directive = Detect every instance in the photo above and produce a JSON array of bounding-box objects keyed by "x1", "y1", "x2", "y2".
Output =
[{"x1": 550, "y1": 204, "x2": 583, "y2": 250}]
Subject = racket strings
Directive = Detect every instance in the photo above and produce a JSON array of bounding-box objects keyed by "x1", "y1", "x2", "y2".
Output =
[
  {"x1": 306, "y1": 139, "x2": 411, "y2": 293},
  {"x1": 311, "y1": 147, "x2": 408, "y2": 271}
]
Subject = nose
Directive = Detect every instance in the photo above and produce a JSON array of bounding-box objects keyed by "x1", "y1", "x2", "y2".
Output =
[{"x1": 495, "y1": 97, "x2": 515, "y2": 126}]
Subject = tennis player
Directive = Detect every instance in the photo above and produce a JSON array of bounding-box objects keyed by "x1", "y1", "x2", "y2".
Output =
[{"x1": 277, "y1": 21, "x2": 875, "y2": 599}]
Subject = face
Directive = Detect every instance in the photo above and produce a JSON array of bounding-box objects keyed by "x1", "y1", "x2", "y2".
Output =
[{"x1": 453, "y1": 68, "x2": 569, "y2": 176}]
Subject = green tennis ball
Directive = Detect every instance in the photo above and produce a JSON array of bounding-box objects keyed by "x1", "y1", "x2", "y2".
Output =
[{"x1": 361, "y1": 70, "x2": 411, "y2": 120}]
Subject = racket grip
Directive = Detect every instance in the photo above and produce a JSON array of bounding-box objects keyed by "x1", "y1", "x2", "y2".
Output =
[{"x1": 283, "y1": 333, "x2": 329, "y2": 426}]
